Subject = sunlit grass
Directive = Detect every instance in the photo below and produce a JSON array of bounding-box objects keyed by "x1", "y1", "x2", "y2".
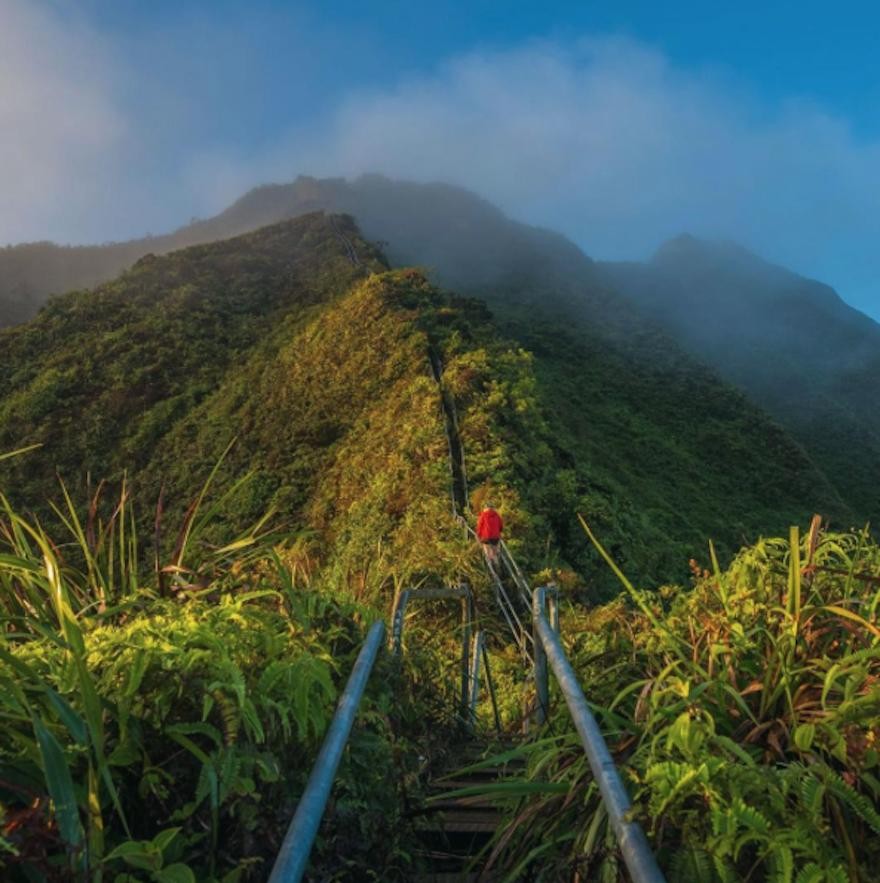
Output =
[{"x1": 466, "y1": 520, "x2": 880, "y2": 881}]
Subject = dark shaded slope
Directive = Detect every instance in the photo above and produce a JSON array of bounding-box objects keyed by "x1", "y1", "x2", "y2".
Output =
[
  {"x1": 600, "y1": 236, "x2": 880, "y2": 525},
  {"x1": 0, "y1": 213, "x2": 385, "y2": 506},
  {"x1": 501, "y1": 308, "x2": 846, "y2": 581}
]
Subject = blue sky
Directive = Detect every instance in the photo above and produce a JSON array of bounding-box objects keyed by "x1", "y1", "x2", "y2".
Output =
[{"x1": 4, "y1": 1, "x2": 880, "y2": 318}]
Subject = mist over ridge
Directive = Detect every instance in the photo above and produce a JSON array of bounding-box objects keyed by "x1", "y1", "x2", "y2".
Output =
[{"x1": 3, "y1": 0, "x2": 880, "y2": 318}]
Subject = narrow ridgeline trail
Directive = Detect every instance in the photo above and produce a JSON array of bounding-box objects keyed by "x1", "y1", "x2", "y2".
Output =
[
  {"x1": 427, "y1": 343, "x2": 532, "y2": 656},
  {"x1": 408, "y1": 347, "x2": 539, "y2": 881},
  {"x1": 398, "y1": 347, "x2": 662, "y2": 882},
  {"x1": 269, "y1": 344, "x2": 664, "y2": 883}
]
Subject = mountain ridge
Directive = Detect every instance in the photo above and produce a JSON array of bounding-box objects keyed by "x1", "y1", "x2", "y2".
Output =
[
  {"x1": 598, "y1": 233, "x2": 880, "y2": 525},
  {"x1": 0, "y1": 174, "x2": 596, "y2": 328},
  {"x1": 0, "y1": 212, "x2": 849, "y2": 595}
]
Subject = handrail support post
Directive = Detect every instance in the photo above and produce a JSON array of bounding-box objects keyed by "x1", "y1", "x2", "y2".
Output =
[
  {"x1": 532, "y1": 586, "x2": 550, "y2": 725},
  {"x1": 460, "y1": 589, "x2": 472, "y2": 717},
  {"x1": 468, "y1": 630, "x2": 484, "y2": 730},
  {"x1": 391, "y1": 589, "x2": 411, "y2": 656}
]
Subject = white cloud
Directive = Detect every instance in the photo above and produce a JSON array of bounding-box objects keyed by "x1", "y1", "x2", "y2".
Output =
[
  {"x1": 237, "y1": 38, "x2": 880, "y2": 312},
  {"x1": 2, "y1": 8, "x2": 879, "y2": 314},
  {"x1": 0, "y1": 0, "x2": 129, "y2": 243}
]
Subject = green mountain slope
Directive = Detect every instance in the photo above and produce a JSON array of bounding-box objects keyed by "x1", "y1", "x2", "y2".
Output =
[
  {"x1": 4, "y1": 175, "x2": 876, "y2": 537},
  {"x1": 0, "y1": 214, "x2": 846, "y2": 595},
  {"x1": 599, "y1": 236, "x2": 880, "y2": 526},
  {"x1": 0, "y1": 213, "x2": 383, "y2": 494}
]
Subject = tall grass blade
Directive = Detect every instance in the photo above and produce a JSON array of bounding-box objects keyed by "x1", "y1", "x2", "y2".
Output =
[{"x1": 33, "y1": 712, "x2": 83, "y2": 850}]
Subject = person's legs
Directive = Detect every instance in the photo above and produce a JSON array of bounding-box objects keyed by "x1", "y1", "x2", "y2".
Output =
[{"x1": 483, "y1": 540, "x2": 499, "y2": 564}]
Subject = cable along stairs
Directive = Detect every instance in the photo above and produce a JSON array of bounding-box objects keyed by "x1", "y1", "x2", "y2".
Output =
[{"x1": 265, "y1": 348, "x2": 666, "y2": 881}]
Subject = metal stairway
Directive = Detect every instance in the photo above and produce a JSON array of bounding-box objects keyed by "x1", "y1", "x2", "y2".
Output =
[
  {"x1": 411, "y1": 745, "x2": 516, "y2": 881},
  {"x1": 265, "y1": 345, "x2": 666, "y2": 882}
]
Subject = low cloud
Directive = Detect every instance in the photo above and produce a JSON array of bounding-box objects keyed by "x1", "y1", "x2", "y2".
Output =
[
  {"x1": 0, "y1": 0, "x2": 129, "y2": 243},
  {"x1": 269, "y1": 39, "x2": 880, "y2": 312},
  {"x1": 2, "y1": 5, "x2": 879, "y2": 315}
]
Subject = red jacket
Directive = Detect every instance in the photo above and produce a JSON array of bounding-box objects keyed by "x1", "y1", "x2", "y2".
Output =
[{"x1": 477, "y1": 508, "x2": 503, "y2": 541}]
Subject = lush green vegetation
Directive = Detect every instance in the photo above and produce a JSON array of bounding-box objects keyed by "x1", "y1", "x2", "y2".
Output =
[
  {"x1": 0, "y1": 213, "x2": 854, "y2": 595},
  {"x1": 0, "y1": 212, "x2": 384, "y2": 508},
  {"x1": 473, "y1": 523, "x2": 880, "y2": 882},
  {"x1": 0, "y1": 472, "x2": 450, "y2": 881},
  {"x1": 2, "y1": 209, "x2": 877, "y2": 881}
]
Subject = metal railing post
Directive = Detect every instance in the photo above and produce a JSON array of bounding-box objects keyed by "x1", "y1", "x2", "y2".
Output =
[
  {"x1": 532, "y1": 587, "x2": 550, "y2": 725},
  {"x1": 268, "y1": 620, "x2": 386, "y2": 883},
  {"x1": 468, "y1": 630, "x2": 484, "y2": 728},
  {"x1": 391, "y1": 589, "x2": 411, "y2": 656},
  {"x1": 481, "y1": 640, "x2": 502, "y2": 734},
  {"x1": 460, "y1": 589, "x2": 472, "y2": 717}
]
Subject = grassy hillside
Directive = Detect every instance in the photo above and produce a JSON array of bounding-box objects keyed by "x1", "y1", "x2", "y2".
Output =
[
  {"x1": 0, "y1": 213, "x2": 382, "y2": 504},
  {"x1": 0, "y1": 215, "x2": 848, "y2": 596}
]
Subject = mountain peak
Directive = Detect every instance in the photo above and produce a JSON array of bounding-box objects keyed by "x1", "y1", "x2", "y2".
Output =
[{"x1": 652, "y1": 233, "x2": 771, "y2": 272}]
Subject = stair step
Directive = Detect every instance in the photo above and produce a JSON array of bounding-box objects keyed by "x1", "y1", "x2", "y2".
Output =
[
  {"x1": 418, "y1": 810, "x2": 500, "y2": 834},
  {"x1": 428, "y1": 798, "x2": 496, "y2": 811},
  {"x1": 432, "y1": 779, "x2": 515, "y2": 793},
  {"x1": 413, "y1": 740, "x2": 522, "y2": 878},
  {"x1": 411, "y1": 874, "x2": 488, "y2": 882}
]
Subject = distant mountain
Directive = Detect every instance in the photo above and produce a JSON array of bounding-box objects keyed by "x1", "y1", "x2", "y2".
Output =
[
  {"x1": 0, "y1": 212, "x2": 847, "y2": 592},
  {"x1": 0, "y1": 175, "x2": 598, "y2": 328},
  {"x1": 599, "y1": 236, "x2": 880, "y2": 526}
]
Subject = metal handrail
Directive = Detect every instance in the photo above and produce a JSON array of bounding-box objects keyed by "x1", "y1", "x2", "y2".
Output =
[
  {"x1": 499, "y1": 539, "x2": 532, "y2": 607},
  {"x1": 461, "y1": 517, "x2": 534, "y2": 661},
  {"x1": 468, "y1": 630, "x2": 485, "y2": 726},
  {"x1": 391, "y1": 585, "x2": 473, "y2": 717},
  {"x1": 268, "y1": 620, "x2": 386, "y2": 883},
  {"x1": 532, "y1": 587, "x2": 666, "y2": 883},
  {"x1": 486, "y1": 556, "x2": 533, "y2": 659}
]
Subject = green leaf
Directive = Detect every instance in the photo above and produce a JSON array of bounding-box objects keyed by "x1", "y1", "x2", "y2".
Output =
[
  {"x1": 124, "y1": 648, "x2": 150, "y2": 697},
  {"x1": 793, "y1": 723, "x2": 816, "y2": 752},
  {"x1": 104, "y1": 840, "x2": 160, "y2": 871},
  {"x1": 0, "y1": 443, "x2": 43, "y2": 462},
  {"x1": 795, "y1": 863, "x2": 825, "y2": 883},
  {"x1": 153, "y1": 864, "x2": 196, "y2": 883},
  {"x1": 43, "y1": 688, "x2": 88, "y2": 746},
  {"x1": 32, "y1": 712, "x2": 83, "y2": 848},
  {"x1": 150, "y1": 827, "x2": 181, "y2": 854}
]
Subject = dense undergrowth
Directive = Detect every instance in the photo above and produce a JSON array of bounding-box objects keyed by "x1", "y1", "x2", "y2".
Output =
[
  {"x1": 475, "y1": 522, "x2": 880, "y2": 882},
  {"x1": 0, "y1": 474, "x2": 457, "y2": 882}
]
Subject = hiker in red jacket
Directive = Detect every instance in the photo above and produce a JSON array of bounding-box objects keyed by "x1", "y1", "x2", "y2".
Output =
[{"x1": 477, "y1": 502, "x2": 503, "y2": 564}]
